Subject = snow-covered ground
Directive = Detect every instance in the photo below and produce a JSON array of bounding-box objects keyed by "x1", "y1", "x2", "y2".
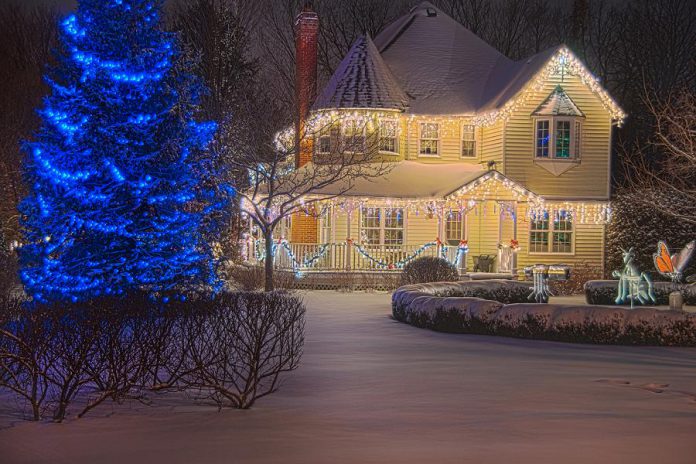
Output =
[{"x1": 1, "y1": 291, "x2": 695, "y2": 464}]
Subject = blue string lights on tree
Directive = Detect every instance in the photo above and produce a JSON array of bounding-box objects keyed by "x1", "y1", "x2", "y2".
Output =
[{"x1": 19, "y1": 0, "x2": 229, "y2": 303}]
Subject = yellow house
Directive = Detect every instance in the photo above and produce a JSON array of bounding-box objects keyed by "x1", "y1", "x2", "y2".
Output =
[{"x1": 249, "y1": 2, "x2": 624, "y2": 277}]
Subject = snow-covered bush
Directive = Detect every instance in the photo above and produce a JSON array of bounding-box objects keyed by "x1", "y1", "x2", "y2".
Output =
[
  {"x1": 550, "y1": 261, "x2": 602, "y2": 296},
  {"x1": 584, "y1": 280, "x2": 696, "y2": 306},
  {"x1": 401, "y1": 257, "x2": 459, "y2": 285},
  {"x1": 393, "y1": 283, "x2": 696, "y2": 346},
  {"x1": 394, "y1": 279, "x2": 534, "y2": 304},
  {"x1": 606, "y1": 191, "x2": 696, "y2": 281}
]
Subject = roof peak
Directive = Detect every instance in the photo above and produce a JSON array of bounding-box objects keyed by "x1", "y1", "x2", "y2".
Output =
[
  {"x1": 532, "y1": 85, "x2": 585, "y2": 117},
  {"x1": 313, "y1": 34, "x2": 409, "y2": 111}
]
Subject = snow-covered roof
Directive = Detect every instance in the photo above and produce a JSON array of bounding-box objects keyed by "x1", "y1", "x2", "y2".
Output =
[
  {"x1": 304, "y1": 161, "x2": 487, "y2": 198},
  {"x1": 532, "y1": 85, "x2": 584, "y2": 117},
  {"x1": 314, "y1": 2, "x2": 620, "y2": 119},
  {"x1": 373, "y1": 2, "x2": 511, "y2": 115},
  {"x1": 313, "y1": 35, "x2": 409, "y2": 111}
]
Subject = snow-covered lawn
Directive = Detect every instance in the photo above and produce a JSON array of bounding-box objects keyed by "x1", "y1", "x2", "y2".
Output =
[{"x1": 1, "y1": 291, "x2": 695, "y2": 464}]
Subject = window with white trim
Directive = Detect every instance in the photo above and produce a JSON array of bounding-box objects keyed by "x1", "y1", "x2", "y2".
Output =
[
  {"x1": 342, "y1": 119, "x2": 366, "y2": 153},
  {"x1": 379, "y1": 119, "x2": 399, "y2": 154},
  {"x1": 360, "y1": 207, "x2": 404, "y2": 247},
  {"x1": 445, "y1": 211, "x2": 466, "y2": 245},
  {"x1": 316, "y1": 124, "x2": 338, "y2": 155},
  {"x1": 535, "y1": 120, "x2": 550, "y2": 158},
  {"x1": 534, "y1": 117, "x2": 582, "y2": 159},
  {"x1": 461, "y1": 124, "x2": 476, "y2": 158},
  {"x1": 419, "y1": 123, "x2": 439, "y2": 156},
  {"x1": 529, "y1": 211, "x2": 573, "y2": 254},
  {"x1": 319, "y1": 208, "x2": 332, "y2": 243},
  {"x1": 574, "y1": 120, "x2": 582, "y2": 157}
]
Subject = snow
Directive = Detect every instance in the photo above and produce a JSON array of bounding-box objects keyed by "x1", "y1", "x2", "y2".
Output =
[
  {"x1": 532, "y1": 85, "x2": 585, "y2": 117},
  {"x1": 2, "y1": 291, "x2": 696, "y2": 463},
  {"x1": 313, "y1": 35, "x2": 409, "y2": 111},
  {"x1": 394, "y1": 282, "x2": 696, "y2": 344},
  {"x1": 268, "y1": 160, "x2": 485, "y2": 198}
]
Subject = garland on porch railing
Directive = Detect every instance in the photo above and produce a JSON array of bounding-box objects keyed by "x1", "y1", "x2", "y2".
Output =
[
  {"x1": 253, "y1": 238, "x2": 469, "y2": 271},
  {"x1": 347, "y1": 238, "x2": 469, "y2": 270},
  {"x1": 254, "y1": 239, "x2": 330, "y2": 270}
]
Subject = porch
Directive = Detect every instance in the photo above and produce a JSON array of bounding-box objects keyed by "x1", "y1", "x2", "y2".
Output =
[
  {"x1": 243, "y1": 161, "x2": 610, "y2": 275},
  {"x1": 246, "y1": 241, "x2": 517, "y2": 274}
]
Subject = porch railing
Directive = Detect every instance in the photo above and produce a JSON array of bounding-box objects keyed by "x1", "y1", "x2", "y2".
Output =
[{"x1": 247, "y1": 241, "x2": 467, "y2": 272}]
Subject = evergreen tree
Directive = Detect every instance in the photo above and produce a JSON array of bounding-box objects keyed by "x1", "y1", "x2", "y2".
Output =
[{"x1": 19, "y1": 0, "x2": 225, "y2": 303}]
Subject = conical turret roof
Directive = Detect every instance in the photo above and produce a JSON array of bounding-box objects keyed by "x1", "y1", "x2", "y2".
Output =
[{"x1": 313, "y1": 34, "x2": 409, "y2": 111}]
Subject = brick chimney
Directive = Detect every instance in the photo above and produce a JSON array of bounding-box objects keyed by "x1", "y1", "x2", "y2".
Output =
[
  {"x1": 294, "y1": 2, "x2": 319, "y2": 168},
  {"x1": 291, "y1": 3, "x2": 319, "y2": 244}
]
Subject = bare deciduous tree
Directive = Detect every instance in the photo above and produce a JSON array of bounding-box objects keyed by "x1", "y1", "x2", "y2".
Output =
[
  {"x1": 0, "y1": 3, "x2": 57, "y2": 243},
  {"x1": 621, "y1": 89, "x2": 696, "y2": 226}
]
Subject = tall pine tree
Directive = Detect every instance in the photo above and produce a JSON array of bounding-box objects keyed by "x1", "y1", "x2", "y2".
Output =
[{"x1": 19, "y1": 0, "x2": 224, "y2": 303}]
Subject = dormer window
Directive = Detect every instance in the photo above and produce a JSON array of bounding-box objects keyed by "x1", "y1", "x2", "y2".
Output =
[
  {"x1": 531, "y1": 86, "x2": 584, "y2": 175},
  {"x1": 533, "y1": 117, "x2": 581, "y2": 159}
]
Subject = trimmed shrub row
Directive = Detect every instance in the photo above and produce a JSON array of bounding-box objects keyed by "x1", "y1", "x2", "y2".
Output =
[
  {"x1": 584, "y1": 280, "x2": 696, "y2": 306},
  {"x1": 393, "y1": 282, "x2": 696, "y2": 346}
]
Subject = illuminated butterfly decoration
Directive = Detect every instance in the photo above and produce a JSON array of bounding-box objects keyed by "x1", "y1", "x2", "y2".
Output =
[{"x1": 653, "y1": 240, "x2": 695, "y2": 283}]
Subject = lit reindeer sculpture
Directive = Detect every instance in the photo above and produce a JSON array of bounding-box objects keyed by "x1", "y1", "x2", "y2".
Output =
[{"x1": 612, "y1": 247, "x2": 656, "y2": 308}]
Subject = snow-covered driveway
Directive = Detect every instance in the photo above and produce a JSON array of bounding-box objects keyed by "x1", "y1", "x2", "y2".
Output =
[{"x1": 1, "y1": 291, "x2": 695, "y2": 464}]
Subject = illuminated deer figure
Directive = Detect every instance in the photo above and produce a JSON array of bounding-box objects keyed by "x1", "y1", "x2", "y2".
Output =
[{"x1": 612, "y1": 247, "x2": 656, "y2": 308}]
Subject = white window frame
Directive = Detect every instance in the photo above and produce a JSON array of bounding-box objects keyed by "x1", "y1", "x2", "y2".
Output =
[
  {"x1": 319, "y1": 207, "x2": 334, "y2": 243},
  {"x1": 418, "y1": 122, "x2": 440, "y2": 157},
  {"x1": 378, "y1": 119, "x2": 399, "y2": 155},
  {"x1": 316, "y1": 123, "x2": 339, "y2": 155},
  {"x1": 341, "y1": 119, "x2": 367, "y2": 154},
  {"x1": 528, "y1": 211, "x2": 574, "y2": 255},
  {"x1": 359, "y1": 207, "x2": 406, "y2": 249},
  {"x1": 533, "y1": 117, "x2": 582, "y2": 160},
  {"x1": 444, "y1": 210, "x2": 467, "y2": 246},
  {"x1": 461, "y1": 124, "x2": 477, "y2": 158}
]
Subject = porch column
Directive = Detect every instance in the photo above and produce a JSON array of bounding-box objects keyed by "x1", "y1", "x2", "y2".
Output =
[
  {"x1": 512, "y1": 201, "x2": 518, "y2": 275},
  {"x1": 345, "y1": 209, "x2": 352, "y2": 271},
  {"x1": 437, "y1": 206, "x2": 444, "y2": 258}
]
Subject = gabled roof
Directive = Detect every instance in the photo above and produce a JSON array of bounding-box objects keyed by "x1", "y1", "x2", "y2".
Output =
[
  {"x1": 313, "y1": 35, "x2": 409, "y2": 111},
  {"x1": 532, "y1": 85, "x2": 584, "y2": 117}
]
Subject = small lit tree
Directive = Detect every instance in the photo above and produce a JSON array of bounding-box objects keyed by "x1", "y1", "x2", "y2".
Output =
[{"x1": 19, "y1": 0, "x2": 225, "y2": 303}]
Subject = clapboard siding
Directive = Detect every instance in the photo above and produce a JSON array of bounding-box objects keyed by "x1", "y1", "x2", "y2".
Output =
[
  {"x1": 480, "y1": 119, "x2": 505, "y2": 169},
  {"x1": 503, "y1": 72, "x2": 612, "y2": 199},
  {"x1": 515, "y1": 203, "x2": 605, "y2": 271}
]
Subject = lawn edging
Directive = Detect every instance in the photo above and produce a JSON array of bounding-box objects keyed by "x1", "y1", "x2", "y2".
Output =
[{"x1": 392, "y1": 282, "x2": 696, "y2": 346}]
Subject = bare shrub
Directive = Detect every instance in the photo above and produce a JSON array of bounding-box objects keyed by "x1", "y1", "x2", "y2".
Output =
[
  {"x1": 401, "y1": 257, "x2": 459, "y2": 285},
  {"x1": 186, "y1": 292, "x2": 304, "y2": 409},
  {"x1": 229, "y1": 265, "x2": 296, "y2": 291},
  {"x1": 550, "y1": 262, "x2": 603, "y2": 296},
  {"x1": 0, "y1": 291, "x2": 306, "y2": 421},
  {"x1": 229, "y1": 265, "x2": 265, "y2": 291},
  {"x1": 358, "y1": 272, "x2": 402, "y2": 292},
  {"x1": 0, "y1": 306, "x2": 54, "y2": 421}
]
